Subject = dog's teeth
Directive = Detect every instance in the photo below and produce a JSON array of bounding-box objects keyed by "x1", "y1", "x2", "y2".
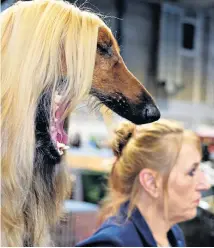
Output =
[
  {"x1": 55, "y1": 94, "x2": 62, "y2": 104},
  {"x1": 57, "y1": 142, "x2": 65, "y2": 148},
  {"x1": 57, "y1": 142, "x2": 70, "y2": 150},
  {"x1": 63, "y1": 145, "x2": 70, "y2": 150},
  {"x1": 57, "y1": 143, "x2": 70, "y2": 156},
  {"x1": 59, "y1": 150, "x2": 64, "y2": 155}
]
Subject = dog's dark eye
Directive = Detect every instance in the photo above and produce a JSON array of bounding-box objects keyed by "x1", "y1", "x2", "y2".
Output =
[{"x1": 97, "y1": 43, "x2": 112, "y2": 57}]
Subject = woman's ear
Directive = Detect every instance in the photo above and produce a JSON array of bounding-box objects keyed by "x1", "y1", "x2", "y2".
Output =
[{"x1": 139, "y1": 169, "x2": 161, "y2": 198}]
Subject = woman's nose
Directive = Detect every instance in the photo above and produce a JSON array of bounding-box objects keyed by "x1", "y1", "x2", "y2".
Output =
[{"x1": 196, "y1": 171, "x2": 211, "y2": 191}]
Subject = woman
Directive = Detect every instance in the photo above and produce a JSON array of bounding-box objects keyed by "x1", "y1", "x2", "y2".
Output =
[{"x1": 77, "y1": 119, "x2": 210, "y2": 247}]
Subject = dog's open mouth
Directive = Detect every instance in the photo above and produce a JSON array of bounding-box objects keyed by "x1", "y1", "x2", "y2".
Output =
[{"x1": 50, "y1": 94, "x2": 69, "y2": 155}]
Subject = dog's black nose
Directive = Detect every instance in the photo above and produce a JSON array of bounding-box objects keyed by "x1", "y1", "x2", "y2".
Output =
[{"x1": 142, "y1": 103, "x2": 160, "y2": 123}]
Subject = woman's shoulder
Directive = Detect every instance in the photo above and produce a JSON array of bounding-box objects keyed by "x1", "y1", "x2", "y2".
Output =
[
  {"x1": 76, "y1": 216, "x2": 142, "y2": 247},
  {"x1": 170, "y1": 224, "x2": 186, "y2": 246}
]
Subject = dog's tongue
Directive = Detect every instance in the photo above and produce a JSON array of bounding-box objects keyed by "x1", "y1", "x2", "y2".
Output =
[
  {"x1": 56, "y1": 121, "x2": 68, "y2": 145},
  {"x1": 55, "y1": 105, "x2": 68, "y2": 145}
]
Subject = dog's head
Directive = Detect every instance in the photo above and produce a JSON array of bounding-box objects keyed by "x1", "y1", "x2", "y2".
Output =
[{"x1": 91, "y1": 26, "x2": 160, "y2": 125}]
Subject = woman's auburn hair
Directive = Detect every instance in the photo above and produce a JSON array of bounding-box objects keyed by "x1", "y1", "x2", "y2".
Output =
[
  {"x1": 99, "y1": 119, "x2": 201, "y2": 223},
  {"x1": 1, "y1": 0, "x2": 107, "y2": 246}
]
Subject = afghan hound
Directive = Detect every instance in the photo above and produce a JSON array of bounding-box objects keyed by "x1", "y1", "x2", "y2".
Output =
[{"x1": 1, "y1": 0, "x2": 160, "y2": 246}]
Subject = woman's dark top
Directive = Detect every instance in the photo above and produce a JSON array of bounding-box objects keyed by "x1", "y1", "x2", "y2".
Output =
[{"x1": 76, "y1": 201, "x2": 186, "y2": 247}]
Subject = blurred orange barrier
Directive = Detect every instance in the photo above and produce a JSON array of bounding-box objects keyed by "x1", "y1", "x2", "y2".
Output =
[{"x1": 65, "y1": 153, "x2": 113, "y2": 173}]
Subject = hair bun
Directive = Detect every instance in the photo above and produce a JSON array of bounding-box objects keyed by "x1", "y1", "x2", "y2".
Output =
[{"x1": 111, "y1": 121, "x2": 136, "y2": 158}]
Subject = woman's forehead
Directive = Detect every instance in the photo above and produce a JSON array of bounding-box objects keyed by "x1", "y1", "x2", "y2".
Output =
[{"x1": 176, "y1": 142, "x2": 201, "y2": 168}]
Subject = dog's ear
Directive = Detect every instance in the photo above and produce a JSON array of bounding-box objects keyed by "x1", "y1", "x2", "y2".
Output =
[
  {"x1": 97, "y1": 27, "x2": 112, "y2": 47},
  {"x1": 97, "y1": 26, "x2": 120, "y2": 54}
]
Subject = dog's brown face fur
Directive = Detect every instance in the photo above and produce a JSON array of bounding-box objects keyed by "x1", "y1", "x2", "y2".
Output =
[{"x1": 91, "y1": 26, "x2": 160, "y2": 124}]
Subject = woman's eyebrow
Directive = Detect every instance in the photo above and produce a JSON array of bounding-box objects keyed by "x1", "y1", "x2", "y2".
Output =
[{"x1": 192, "y1": 162, "x2": 200, "y2": 168}]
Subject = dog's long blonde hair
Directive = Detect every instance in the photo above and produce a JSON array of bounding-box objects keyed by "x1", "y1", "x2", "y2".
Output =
[{"x1": 1, "y1": 0, "x2": 106, "y2": 246}]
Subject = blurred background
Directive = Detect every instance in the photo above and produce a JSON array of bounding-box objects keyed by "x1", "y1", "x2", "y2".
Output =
[{"x1": 2, "y1": 0, "x2": 214, "y2": 246}]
